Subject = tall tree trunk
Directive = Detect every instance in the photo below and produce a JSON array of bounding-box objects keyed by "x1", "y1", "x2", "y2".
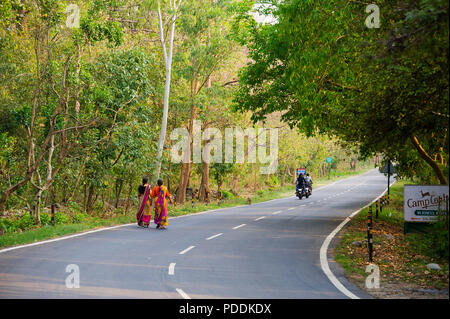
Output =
[
  {"x1": 176, "y1": 77, "x2": 198, "y2": 203},
  {"x1": 85, "y1": 185, "x2": 95, "y2": 214},
  {"x1": 232, "y1": 175, "x2": 239, "y2": 192},
  {"x1": 177, "y1": 162, "x2": 190, "y2": 204},
  {"x1": 154, "y1": 0, "x2": 182, "y2": 180},
  {"x1": 199, "y1": 160, "x2": 210, "y2": 201},
  {"x1": 115, "y1": 178, "x2": 124, "y2": 208},
  {"x1": 410, "y1": 135, "x2": 448, "y2": 185},
  {"x1": 124, "y1": 179, "x2": 133, "y2": 215}
]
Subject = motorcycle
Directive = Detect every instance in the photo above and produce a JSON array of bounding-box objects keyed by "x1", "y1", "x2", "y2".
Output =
[{"x1": 296, "y1": 182, "x2": 312, "y2": 200}]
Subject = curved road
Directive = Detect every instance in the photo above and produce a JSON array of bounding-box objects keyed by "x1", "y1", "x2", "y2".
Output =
[{"x1": 0, "y1": 169, "x2": 388, "y2": 299}]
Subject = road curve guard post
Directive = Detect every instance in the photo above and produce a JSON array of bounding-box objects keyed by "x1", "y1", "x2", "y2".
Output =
[
  {"x1": 367, "y1": 206, "x2": 374, "y2": 262},
  {"x1": 376, "y1": 200, "x2": 379, "y2": 219},
  {"x1": 380, "y1": 197, "x2": 383, "y2": 213},
  {"x1": 51, "y1": 204, "x2": 55, "y2": 227}
]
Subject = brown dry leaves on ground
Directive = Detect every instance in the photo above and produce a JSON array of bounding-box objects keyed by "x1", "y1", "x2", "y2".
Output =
[{"x1": 335, "y1": 215, "x2": 449, "y2": 299}]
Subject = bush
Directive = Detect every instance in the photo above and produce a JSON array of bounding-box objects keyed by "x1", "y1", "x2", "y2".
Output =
[
  {"x1": 0, "y1": 218, "x2": 16, "y2": 233},
  {"x1": 54, "y1": 212, "x2": 71, "y2": 225},
  {"x1": 428, "y1": 219, "x2": 449, "y2": 260},
  {"x1": 221, "y1": 190, "x2": 234, "y2": 199},
  {"x1": 67, "y1": 200, "x2": 82, "y2": 213},
  {"x1": 257, "y1": 190, "x2": 264, "y2": 197},
  {"x1": 92, "y1": 201, "x2": 104, "y2": 215},
  {"x1": 40, "y1": 213, "x2": 52, "y2": 226},
  {"x1": 73, "y1": 212, "x2": 88, "y2": 223},
  {"x1": 15, "y1": 213, "x2": 36, "y2": 230}
]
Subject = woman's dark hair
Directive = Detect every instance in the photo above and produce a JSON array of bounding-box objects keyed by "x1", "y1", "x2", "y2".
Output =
[
  {"x1": 138, "y1": 185, "x2": 146, "y2": 195},
  {"x1": 142, "y1": 177, "x2": 148, "y2": 185},
  {"x1": 157, "y1": 179, "x2": 163, "y2": 186}
]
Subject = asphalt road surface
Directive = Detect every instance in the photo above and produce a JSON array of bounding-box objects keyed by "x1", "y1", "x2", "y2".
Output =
[{"x1": 0, "y1": 169, "x2": 389, "y2": 299}]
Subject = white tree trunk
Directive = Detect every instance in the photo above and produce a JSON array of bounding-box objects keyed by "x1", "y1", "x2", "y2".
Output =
[{"x1": 154, "y1": 0, "x2": 181, "y2": 181}]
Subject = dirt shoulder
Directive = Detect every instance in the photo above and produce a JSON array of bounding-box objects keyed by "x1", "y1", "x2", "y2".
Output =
[{"x1": 334, "y1": 181, "x2": 449, "y2": 299}]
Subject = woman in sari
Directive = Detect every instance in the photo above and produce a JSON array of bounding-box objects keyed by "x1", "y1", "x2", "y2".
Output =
[
  {"x1": 136, "y1": 178, "x2": 151, "y2": 228},
  {"x1": 150, "y1": 178, "x2": 173, "y2": 229}
]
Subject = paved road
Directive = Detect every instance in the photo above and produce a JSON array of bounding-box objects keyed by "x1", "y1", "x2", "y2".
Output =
[{"x1": 0, "y1": 169, "x2": 389, "y2": 299}]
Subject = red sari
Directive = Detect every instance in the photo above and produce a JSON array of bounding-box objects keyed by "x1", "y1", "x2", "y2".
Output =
[{"x1": 136, "y1": 185, "x2": 151, "y2": 227}]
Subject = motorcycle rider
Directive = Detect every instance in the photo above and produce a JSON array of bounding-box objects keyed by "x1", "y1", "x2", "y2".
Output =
[
  {"x1": 305, "y1": 173, "x2": 313, "y2": 191},
  {"x1": 296, "y1": 173, "x2": 306, "y2": 195}
]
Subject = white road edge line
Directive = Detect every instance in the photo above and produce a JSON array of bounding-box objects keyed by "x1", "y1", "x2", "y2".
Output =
[
  {"x1": 232, "y1": 224, "x2": 246, "y2": 230},
  {"x1": 176, "y1": 288, "x2": 191, "y2": 299},
  {"x1": 168, "y1": 263, "x2": 176, "y2": 275},
  {"x1": 287, "y1": 207, "x2": 295, "y2": 210},
  {"x1": 319, "y1": 180, "x2": 395, "y2": 299},
  {"x1": 254, "y1": 216, "x2": 266, "y2": 221},
  {"x1": 272, "y1": 210, "x2": 282, "y2": 215},
  {"x1": 179, "y1": 245, "x2": 195, "y2": 255},
  {"x1": 206, "y1": 233, "x2": 223, "y2": 240},
  {"x1": 0, "y1": 223, "x2": 132, "y2": 254}
]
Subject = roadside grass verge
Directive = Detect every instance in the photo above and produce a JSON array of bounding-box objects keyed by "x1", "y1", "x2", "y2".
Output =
[
  {"x1": 0, "y1": 167, "x2": 373, "y2": 249},
  {"x1": 334, "y1": 180, "x2": 449, "y2": 295}
]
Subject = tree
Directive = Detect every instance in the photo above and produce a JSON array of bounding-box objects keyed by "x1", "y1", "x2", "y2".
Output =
[
  {"x1": 153, "y1": 0, "x2": 184, "y2": 181},
  {"x1": 171, "y1": 0, "x2": 238, "y2": 203},
  {"x1": 234, "y1": 0, "x2": 449, "y2": 184}
]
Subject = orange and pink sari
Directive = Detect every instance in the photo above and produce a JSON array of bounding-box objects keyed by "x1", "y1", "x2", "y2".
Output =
[{"x1": 151, "y1": 186, "x2": 170, "y2": 228}]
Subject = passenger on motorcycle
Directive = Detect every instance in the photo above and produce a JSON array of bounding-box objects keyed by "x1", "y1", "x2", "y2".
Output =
[{"x1": 305, "y1": 173, "x2": 313, "y2": 191}]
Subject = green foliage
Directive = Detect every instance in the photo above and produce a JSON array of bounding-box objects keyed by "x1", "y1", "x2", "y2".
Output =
[
  {"x1": 72, "y1": 212, "x2": 89, "y2": 223},
  {"x1": 221, "y1": 190, "x2": 234, "y2": 199},
  {"x1": 234, "y1": 0, "x2": 449, "y2": 184},
  {"x1": 81, "y1": 0, "x2": 125, "y2": 46}
]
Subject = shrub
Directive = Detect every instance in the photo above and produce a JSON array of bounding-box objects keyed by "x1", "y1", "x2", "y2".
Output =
[
  {"x1": 222, "y1": 190, "x2": 234, "y2": 199},
  {"x1": 67, "y1": 200, "x2": 82, "y2": 213},
  {"x1": 54, "y1": 212, "x2": 71, "y2": 225},
  {"x1": 0, "y1": 218, "x2": 16, "y2": 233},
  {"x1": 15, "y1": 213, "x2": 36, "y2": 230},
  {"x1": 428, "y1": 218, "x2": 449, "y2": 260},
  {"x1": 73, "y1": 212, "x2": 88, "y2": 223},
  {"x1": 40, "y1": 213, "x2": 52, "y2": 226}
]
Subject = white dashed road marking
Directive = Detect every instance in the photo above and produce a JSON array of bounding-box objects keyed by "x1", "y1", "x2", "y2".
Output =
[
  {"x1": 206, "y1": 233, "x2": 223, "y2": 240},
  {"x1": 179, "y1": 246, "x2": 195, "y2": 255},
  {"x1": 176, "y1": 288, "x2": 191, "y2": 299},
  {"x1": 168, "y1": 263, "x2": 176, "y2": 275}
]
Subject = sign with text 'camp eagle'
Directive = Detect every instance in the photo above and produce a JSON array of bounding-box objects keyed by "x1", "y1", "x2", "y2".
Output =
[{"x1": 404, "y1": 185, "x2": 449, "y2": 222}]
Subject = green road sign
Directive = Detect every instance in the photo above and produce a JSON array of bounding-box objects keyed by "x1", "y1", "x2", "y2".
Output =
[{"x1": 325, "y1": 157, "x2": 333, "y2": 164}]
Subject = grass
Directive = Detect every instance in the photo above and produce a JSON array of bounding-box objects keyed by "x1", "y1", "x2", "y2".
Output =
[
  {"x1": 0, "y1": 166, "x2": 374, "y2": 249},
  {"x1": 334, "y1": 180, "x2": 449, "y2": 294}
]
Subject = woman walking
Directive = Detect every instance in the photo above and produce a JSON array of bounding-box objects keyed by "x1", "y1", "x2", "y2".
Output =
[
  {"x1": 136, "y1": 178, "x2": 152, "y2": 228},
  {"x1": 150, "y1": 179, "x2": 173, "y2": 229}
]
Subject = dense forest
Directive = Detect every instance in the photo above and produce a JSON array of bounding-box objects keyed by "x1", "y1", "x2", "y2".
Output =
[{"x1": 0, "y1": 0, "x2": 447, "y2": 228}]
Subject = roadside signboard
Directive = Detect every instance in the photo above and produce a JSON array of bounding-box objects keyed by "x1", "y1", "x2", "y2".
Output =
[
  {"x1": 325, "y1": 157, "x2": 333, "y2": 164},
  {"x1": 294, "y1": 168, "x2": 306, "y2": 183},
  {"x1": 404, "y1": 185, "x2": 449, "y2": 223},
  {"x1": 296, "y1": 168, "x2": 306, "y2": 177},
  {"x1": 382, "y1": 161, "x2": 396, "y2": 175}
]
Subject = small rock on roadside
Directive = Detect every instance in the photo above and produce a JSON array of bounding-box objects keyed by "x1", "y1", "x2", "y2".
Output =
[
  {"x1": 382, "y1": 233, "x2": 395, "y2": 240},
  {"x1": 426, "y1": 263, "x2": 441, "y2": 270},
  {"x1": 352, "y1": 241, "x2": 363, "y2": 247}
]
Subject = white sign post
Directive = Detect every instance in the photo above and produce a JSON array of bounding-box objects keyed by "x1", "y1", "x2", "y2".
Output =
[{"x1": 404, "y1": 185, "x2": 449, "y2": 223}]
